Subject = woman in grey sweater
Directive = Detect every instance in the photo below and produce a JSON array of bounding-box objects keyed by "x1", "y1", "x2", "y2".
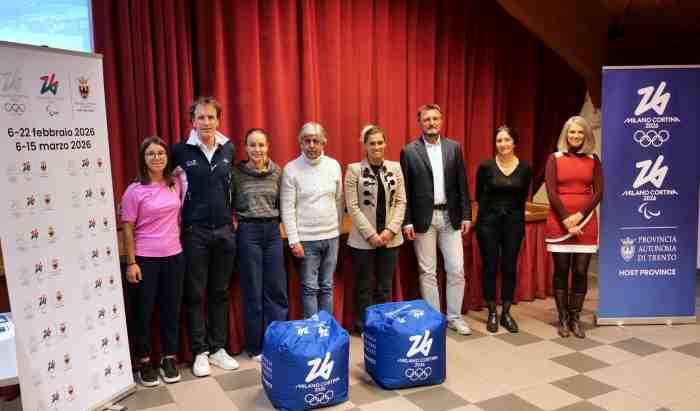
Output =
[{"x1": 231, "y1": 128, "x2": 288, "y2": 360}]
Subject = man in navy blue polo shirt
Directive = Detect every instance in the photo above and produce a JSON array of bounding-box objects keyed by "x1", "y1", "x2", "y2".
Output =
[{"x1": 171, "y1": 96, "x2": 239, "y2": 377}]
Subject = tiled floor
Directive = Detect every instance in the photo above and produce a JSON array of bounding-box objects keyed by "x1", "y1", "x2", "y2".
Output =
[{"x1": 2, "y1": 277, "x2": 699, "y2": 411}]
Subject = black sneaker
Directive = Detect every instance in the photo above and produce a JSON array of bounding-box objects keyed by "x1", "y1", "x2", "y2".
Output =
[
  {"x1": 160, "y1": 357, "x2": 181, "y2": 383},
  {"x1": 138, "y1": 362, "x2": 160, "y2": 387}
]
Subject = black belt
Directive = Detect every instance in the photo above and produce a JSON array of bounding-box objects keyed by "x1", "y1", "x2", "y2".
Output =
[
  {"x1": 433, "y1": 203, "x2": 448, "y2": 210},
  {"x1": 238, "y1": 216, "x2": 279, "y2": 224}
]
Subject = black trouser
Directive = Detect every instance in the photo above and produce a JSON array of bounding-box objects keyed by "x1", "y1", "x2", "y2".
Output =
[
  {"x1": 350, "y1": 246, "x2": 400, "y2": 328},
  {"x1": 182, "y1": 224, "x2": 236, "y2": 356},
  {"x1": 475, "y1": 209, "x2": 525, "y2": 302},
  {"x1": 552, "y1": 252, "x2": 591, "y2": 293},
  {"x1": 129, "y1": 253, "x2": 185, "y2": 359}
]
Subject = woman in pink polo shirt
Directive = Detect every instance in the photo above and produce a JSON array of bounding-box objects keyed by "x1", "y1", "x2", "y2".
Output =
[{"x1": 121, "y1": 136, "x2": 184, "y2": 387}]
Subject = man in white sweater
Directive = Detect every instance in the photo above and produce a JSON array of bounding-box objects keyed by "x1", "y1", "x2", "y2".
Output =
[{"x1": 281, "y1": 122, "x2": 344, "y2": 318}]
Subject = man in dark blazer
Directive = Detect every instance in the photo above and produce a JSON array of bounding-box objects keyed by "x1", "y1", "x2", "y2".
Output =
[{"x1": 400, "y1": 103, "x2": 473, "y2": 335}]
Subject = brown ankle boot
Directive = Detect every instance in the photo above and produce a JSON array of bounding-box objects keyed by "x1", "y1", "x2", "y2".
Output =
[
  {"x1": 568, "y1": 292, "x2": 586, "y2": 338},
  {"x1": 554, "y1": 289, "x2": 570, "y2": 338}
]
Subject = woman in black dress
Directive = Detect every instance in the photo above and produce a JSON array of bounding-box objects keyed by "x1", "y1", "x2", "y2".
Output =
[{"x1": 476, "y1": 125, "x2": 532, "y2": 333}]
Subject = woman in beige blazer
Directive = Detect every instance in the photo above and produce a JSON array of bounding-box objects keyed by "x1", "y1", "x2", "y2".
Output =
[{"x1": 345, "y1": 125, "x2": 406, "y2": 333}]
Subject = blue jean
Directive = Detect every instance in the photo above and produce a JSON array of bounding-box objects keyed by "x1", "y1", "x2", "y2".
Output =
[
  {"x1": 237, "y1": 221, "x2": 288, "y2": 356},
  {"x1": 299, "y1": 237, "x2": 339, "y2": 318}
]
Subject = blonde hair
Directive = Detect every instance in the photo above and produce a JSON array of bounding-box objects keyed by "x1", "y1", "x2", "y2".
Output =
[
  {"x1": 557, "y1": 116, "x2": 595, "y2": 153},
  {"x1": 360, "y1": 124, "x2": 386, "y2": 143}
]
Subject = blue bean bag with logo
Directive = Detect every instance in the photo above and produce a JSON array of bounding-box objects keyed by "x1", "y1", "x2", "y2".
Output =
[
  {"x1": 261, "y1": 310, "x2": 349, "y2": 410},
  {"x1": 364, "y1": 299, "x2": 447, "y2": 389}
]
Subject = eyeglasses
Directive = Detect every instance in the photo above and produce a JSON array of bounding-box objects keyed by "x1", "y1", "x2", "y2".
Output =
[{"x1": 145, "y1": 151, "x2": 167, "y2": 159}]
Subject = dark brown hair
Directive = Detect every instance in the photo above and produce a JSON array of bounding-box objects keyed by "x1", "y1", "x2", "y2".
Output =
[
  {"x1": 137, "y1": 136, "x2": 174, "y2": 187},
  {"x1": 244, "y1": 128, "x2": 268, "y2": 145},
  {"x1": 189, "y1": 96, "x2": 222, "y2": 121},
  {"x1": 494, "y1": 125, "x2": 519, "y2": 145}
]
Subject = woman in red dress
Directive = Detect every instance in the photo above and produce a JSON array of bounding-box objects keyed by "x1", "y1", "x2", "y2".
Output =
[{"x1": 545, "y1": 116, "x2": 602, "y2": 338}]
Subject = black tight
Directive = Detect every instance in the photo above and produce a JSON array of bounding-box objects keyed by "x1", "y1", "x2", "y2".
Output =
[{"x1": 552, "y1": 252, "x2": 591, "y2": 294}]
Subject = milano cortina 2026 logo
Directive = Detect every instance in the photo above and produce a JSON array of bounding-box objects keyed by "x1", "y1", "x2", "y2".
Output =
[{"x1": 622, "y1": 81, "x2": 679, "y2": 221}]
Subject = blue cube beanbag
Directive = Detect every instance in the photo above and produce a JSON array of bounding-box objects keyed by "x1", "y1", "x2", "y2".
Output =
[
  {"x1": 262, "y1": 310, "x2": 349, "y2": 410},
  {"x1": 364, "y1": 300, "x2": 447, "y2": 389}
]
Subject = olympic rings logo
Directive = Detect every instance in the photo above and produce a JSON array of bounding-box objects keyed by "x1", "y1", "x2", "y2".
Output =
[
  {"x1": 304, "y1": 390, "x2": 334, "y2": 406},
  {"x1": 4, "y1": 102, "x2": 26, "y2": 114},
  {"x1": 405, "y1": 366, "x2": 432, "y2": 381},
  {"x1": 633, "y1": 130, "x2": 669, "y2": 147}
]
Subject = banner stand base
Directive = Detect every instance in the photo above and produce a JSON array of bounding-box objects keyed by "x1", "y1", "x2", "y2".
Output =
[
  {"x1": 595, "y1": 315, "x2": 696, "y2": 326},
  {"x1": 89, "y1": 383, "x2": 137, "y2": 411}
]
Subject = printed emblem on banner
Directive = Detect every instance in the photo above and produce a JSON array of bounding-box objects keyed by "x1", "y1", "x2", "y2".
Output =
[
  {"x1": 633, "y1": 155, "x2": 668, "y2": 189},
  {"x1": 114, "y1": 331, "x2": 122, "y2": 346},
  {"x1": 58, "y1": 321, "x2": 68, "y2": 339},
  {"x1": 42, "y1": 193, "x2": 54, "y2": 210},
  {"x1": 84, "y1": 313, "x2": 95, "y2": 330},
  {"x1": 108, "y1": 275, "x2": 117, "y2": 289},
  {"x1": 46, "y1": 102, "x2": 59, "y2": 118},
  {"x1": 67, "y1": 159, "x2": 77, "y2": 176},
  {"x1": 88, "y1": 217, "x2": 97, "y2": 235},
  {"x1": 54, "y1": 289, "x2": 64, "y2": 308},
  {"x1": 3, "y1": 101, "x2": 26, "y2": 116},
  {"x1": 15, "y1": 232, "x2": 27, "y2": 251},
  {"x1": 91, "y1": 248, "x2": 100, "y2": 266},
  {"x1": 30, "y1": 227, "x2": 40, "y2": 248},
  {"x1": 47, "y1": 359, "x2": 57, "y2": 378},
  {"x1": 78, "y1": 251, "x2": 88, "y2": 270},
  {"x1": 23, "y1": 301, "x2": 34, "y2": 320},
  {"x1": 635, "y1": 81, "x2": 670, "y2": 116},
  {"x1": 89, "y1": 343, "x2": 98, "y2": 360},
  {"x1": 65, "y1": 384, "x2": 76, "y2": 401},
  {"x1": 117, "y1": 360, "x2": 125, "y2": 376},
  {"x1": 81, "y1": 157, "x2": 90, "y2": 175},
  {"x1": 8, "y1": 199, "x2": 21, "y2": 218},
  {"x1": 101, "y1": 336, "x2": 110, "y2": 353},
  {"x1": 99, "y1": 185, "x2": 108, "y2": 202},
  {"x1": 39, "y1": 73, "x2": 59, "y2": 95},
  {"x1": 40, "y1": 160, "x2": 49, "y2": 177},
  {"x1": 63, "y1": 353, "x2": 72, "y2": 371},
  {"x1": 84, "y1": 187, "x2": 95, "y2": 205},
  {"x1": 91, "y1": 371, "x2": 101, "y2": 390},
  {"x1": 111, "y1": 303, "x2": 120, "y2": 319},
  {"x1": 104, "y1": 364, "x2": 113, "y2": 381},
  {"x1": 37, "y1": 293, "x2": 48, "y2": 314},
  {"x1": 73, "y1": 75, "x2": 97, "y2": 112},
  {"x1": 49, "y1": 257, "x2": 61, "y2": 276},
  {"x1": 620, "y1": 237, "x2": 636, "y2": 262},
  {"x1": 96, "y1": 157, "x2": 105, "y2": 172},
  {"x1": 94, "y1": 277, "x2": 104, "y2": 296},
  {"x1": 34, "y1": 260, "x2": 46, "y2": 282},
  {"x1": 305, "y1": 352, "x2": 334, "y2": 383},
  {"x1": 47, "y1": 225, "x2": 57, "y2": 243},
  {"x1": 21, "y1": 160, "x2": 32, "y2": 181},
  {"x1": 638, "y1": 202, "x2": 661, "y2": 220},
  {"x1": 49, "y1": 390, "x2": 61, "y2": 408},
  {"x1": 28, "y1": 335, "x2": 39, "y2": 353},
  {"x1": 32, "y1": 368, "x2": 42, "y2": 386},
  {"x1": 0, "y1": 69, "x2": 23, "y2": 94},
  {"x1": 6, "y1": 164, "x2": 18, "y2": 183},
  {"x1": 25, "y1": 193, "x2": 37, "y2": 213},
  {"x1": 41, "y1": 326, "x2": 53, "y2": 346},
  {"x1": 105, "y1": 245, "x2": 114, "y2": 262},
  {"x1": 102, "y1": 216, "x2": 110, "y2": 231},
  {"x1": 97, "y1": 307, "x2": 106, "y2": 323}
]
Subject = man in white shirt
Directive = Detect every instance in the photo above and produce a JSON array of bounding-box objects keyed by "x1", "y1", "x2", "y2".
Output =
[
  {"x1": 400, "y1": 104, "x2": 473, "y2": 334},
  {"x1": 280, "y1": 122, "x2": 344, "y2": 318}
]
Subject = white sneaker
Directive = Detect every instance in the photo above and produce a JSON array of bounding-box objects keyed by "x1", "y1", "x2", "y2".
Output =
[
  {"x1": 448, "y1": 318, "x2": 472, "y2": 335},
  {"x1": 192, "y1": 352, "x2": 211, "y2": 377},
  {"x1": 209, "y1": 348, "x2": 239, "y2": 371}
]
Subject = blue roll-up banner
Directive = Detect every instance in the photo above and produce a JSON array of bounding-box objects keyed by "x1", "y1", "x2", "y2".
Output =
[{"x1": 598, "y1": 66, "x2": 699, "y2": 325}]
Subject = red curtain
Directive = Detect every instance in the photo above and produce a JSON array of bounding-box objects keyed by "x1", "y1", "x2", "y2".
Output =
[{"x1": 91, "y1": 0, "x2": 585, "y2": 359}]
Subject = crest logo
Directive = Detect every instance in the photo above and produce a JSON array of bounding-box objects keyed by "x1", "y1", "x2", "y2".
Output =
[
  {"x1": 407, "y1": 330, "x2": 433, "y2": 358},
  {"x1": 633, "y1": 155, "x2": 668, "y2": 189},
  {"x1": 40, "y1": 73, "x2": 59, "y2": 95},
  {"x1": 634, "y1": 81, "x2": 670, "y2": 116},
  {"x1": 305, "y1": 352, "x2": 334, "y2": 383},
  {"x1": 620, "y1": 237, "x2": 636, "y2": 262},
  {"x1": 78, "y1": 76, "x2": 89, "y2": 99}
]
